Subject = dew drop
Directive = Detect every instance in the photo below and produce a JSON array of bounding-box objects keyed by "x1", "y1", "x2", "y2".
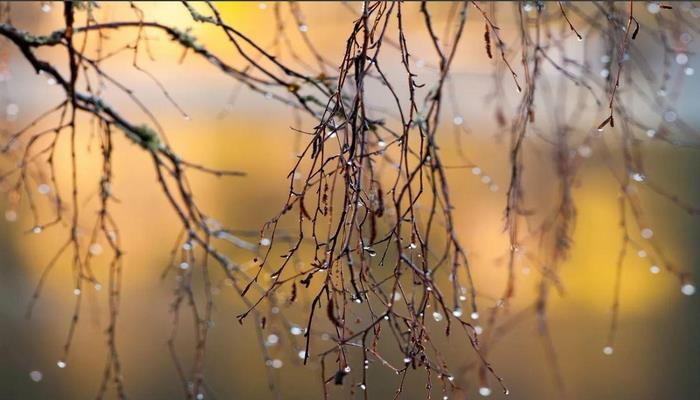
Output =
[
  {"x1": 685, "y1": 67, "x2": 695, "y2": 76},
  {"x1": 602, "y1": 346, "x2": 614, "y2": 355},
  {"x1": 265, "y1": 334, "x2": 279, "y2": 346},
  {"x1": 649, "y1": 265, "x2": 661, "y2": 274},
  {"x1": 73, "y1": 288, "x2": 81, "y2": 296},
  {"x1": 409, "y1": 243, "x2": 417, "y2": 249},
  {"x1": 647, "y1": 2, "x2": 660, "y2": 14},
  {"x1": 29, "y1": 370, "x2": 43, "y2": 382},
  {"x1": 5, "y1": 210, "x2": 17, "y2": 222},
  {"x1": 260, "y1": 238, "x2": 271, "y2": 246},
  {"x1": 681, "y1": 283, "x2": 696, "y2": 296},
  {"x1": 471, "y1": 166, "x2": 482, "y2": 175},
  {"x1": 344, "y1": 366, "x2": 351, "y2": 373},
  {"x1": 452, "y1": 116, "x2": 464, "y2": 126},
  {"x1": 432, "y1": 311, "x2": 443, "y2": 322},
  {"x1": 298, "y1": 24, "x2": 308, "y2": 33},
  {"x1": 641, "y1": 228, "x2": 654, "y2": 239},
  {"x1": 646, "y1": 129, "x2": 656, "y2": 138},
  {"x1": 479, "y1": 387, "x2": 492, "y2": 397},
  {"x1": 474, "y1": 325, "x2": 483, "y2": 335},
  {"x1": 663, "y1": 110, "x2": 677, "y2": 123},
  {"x1": 675, "y1": 53, "x2": 689, "y2": 65},
  {"x1": 578, "y1": 145, "x2": 593, "y2": 158},
  {"x1": 452, "y1": 308, "x2": 463, "y2": 317},
  {"x1": 631, "y1": 172, "x2": 646, "y2": 182},
  {"x1": 89, "y1": 243, "x2": 103, "y2": 256},
  {"x1": 6, "y1": 103, "x2": 19, "y2": 119},
  {"x1": 47, "y1": 77, "x2": 56, "y2": 86},
  {"x1": 637, "y1": 250, "x2": 647, "y2": 258},
  {"x1": 271, "y1": 359, "x2": 283, "y2": 369},
  {"x1": 298, "y1": 350, "x2": 306, "y2": 359},
  {"x1": 32, "y1": 226, "x2": 42, "y2": 234},
  {"x1": 403, "y1": 357, "x2": 411, "y2": 364},
  {"x1": 290, "y1": 325, "x2": 303, "y2": 336},
  {"x1": 359, "y1": 384, "x2": 367, "y2": 390},
  {"x1": 40, "y1": 2, "x2": 51, "y2": 13},
  {"x1": 57, "y1": 360, "x2": 66, "y2": 369}
]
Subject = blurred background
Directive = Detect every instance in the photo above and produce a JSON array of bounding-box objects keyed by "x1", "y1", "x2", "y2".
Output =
[{"x1": 0, "y1": 2, "x2": 699, "y2": 399}]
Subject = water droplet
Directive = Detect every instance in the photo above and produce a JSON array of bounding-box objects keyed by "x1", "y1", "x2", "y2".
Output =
[
  {"x1": 646, "y1": 129, "x2": 656, "y2": 138},
  {"x1": 37, "y1": 183, "x2": 50, "y2": 195},
  {"x1": 271, "y1": 359, "x2": 283, "y2": 369},
  {"x1": 600, "y1": 69, "x2": 610, "y2": 78},
  {"x1": 602, "y1": 346, "x2": 614, "y2": 355},
  {"x1": 452, "y1": 116, "x2": 464, "y2": 126},
  {"x1": 631, "y1": 172, "x2": 646, "y2": 182},
  {"x1": 479, "y1": 387, "x2": 492, "y2": 397},
  {"x1": 5, "y1": 210, "x2": 17, "y2": 222},
  {"x1": 266, "y1": 334, "x2": 279, "y2": 346},
  {"x1": 182, "y1": 242, "x2": 193, "y2": 251},
  {"x1": 649, "y1": 265, "x2": 661, "y2": 274},
  {"x1": 258, "y1": 2, "x2": 267, "y2": 10},
  {"x1": 637, "y1": 250, "x2": 647, "y2": 258},
  {"x1": 474, "y1": 325, "x2": 483, "y2": 335},
  {"x1": 298, "y1": 24, "x2": 308, "y2": 33},
  {"x1": 298, "y1": 350, "x2": 306, "y2": 359},
  {"x1": 73, "y1": 288, "x2": 81, "y2": 296},
  {"x1": 403, "y1": 357, "x2": 411, "y2": 364},
  {"x1": 6, "y1": 103, "x2": 19, "y2": 119},
  {"x1": 578, "y1": 145, "x2": 593, "y2": 158},
  {"x1": 29, "y1": 370, "x2": 43, "y2": 382},
  {"x1": 89, "y1": 243, "x2": 103, "y2": 256},
  {"x1": 641, "y1": 228, "x2": 654, "y2": 239},
  {"x1": 663, "y1": 110, "x2": 677, "y2": 122},
  {"x1": 685, "y1": 67, "x2": 695, "y2": 76},
  {"x1": 40, "y1": 2, "x2": 51, "y2": 13},
  {"x1": 290, "y1": 325, "x2": 303, "y2": 335},
  {"x1": 675, "y1": 53, "x2": 689, "y2": 65},
  {"x1": 260, "y1": 238, "x2": 271, "y2": 246},
  {"x1": 647, "y1": 2, "x2": 660, "y2": 14},
  {"x1": 452, "y1": 308, "x2": 463, "y2": 317},
  {"x1": 681, "y1": 283, "x2": 696, "y2": 296},
  {"x1": 359, "y1": 384, "x2": 367, "y2": 390},
  {"x1": 94, "y1": 283, "x2": 102, "y2": 291},
  {"x1": 344, "y1": 366, "x2": 352, "y2": 373},
  {"x1": 409, "y1": 243, "x2": 417, "y2": 249},
  {"x1": 432, "y1": 311, "x2": 443, "y2": 322},
  {"x1": 32, "y1": 226, "x2": 42, "y2": 234},
  {"x1": 196, "y1": 393, "x2": 204, "y2": 400},
  {"x1": 179, "y1": 262, "x2": 190, "y2": 270},
  {"x1": 47, "y1": 77, "x2": 56, "y2": 86},
  {"x1": 57, "y1": 360, "x2": 66, "y2": 368},
  {"x1": 489, "y1": 184, "x2": 499, "y2": 192},
  {"x1": 470, "y1": 312, "x2": 479, "y2": 320},
  {"x1": 480, "y1": 175, "x2": 492, "y2": 184}
]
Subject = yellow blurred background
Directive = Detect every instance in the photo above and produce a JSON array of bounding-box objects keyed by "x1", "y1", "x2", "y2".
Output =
[{"x1": 0, "y1": 2, "x2": 699, "y2": 399}]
